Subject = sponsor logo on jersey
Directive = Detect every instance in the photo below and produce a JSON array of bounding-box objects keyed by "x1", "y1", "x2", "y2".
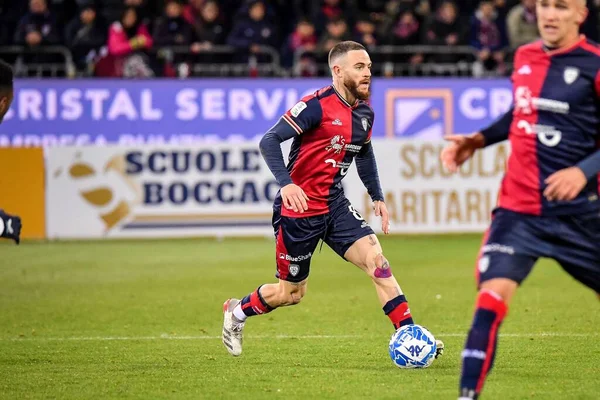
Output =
[
  {"x1": 515, "y1": 86, "x2": 569, "y2": 115},
  {"x1": 325, "y1": 159, "x2": 351, "y2": 175},
  {"x1": 517, "y1": 120, "x2": 562, "y2": 147},
  {"x1": 290, "y1": 101, "x2": 307, "y2": 117},
  {"x1": 325, "y1": 135, "x2": 345, "y2": 154},
  {"x1": 517, "y1": 65, "x2": 531, "y2": 75}
]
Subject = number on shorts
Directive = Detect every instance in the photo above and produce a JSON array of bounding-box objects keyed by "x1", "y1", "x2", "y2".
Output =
[{"x1": 348, "y1": 205, "x2": 364, "y2": 221}]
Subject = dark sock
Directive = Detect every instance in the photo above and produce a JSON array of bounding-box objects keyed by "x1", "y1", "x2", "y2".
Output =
[
  {"x1": 240, "y1": 285, "x2": 274, "y2": 317},
  {"x1": 459, "y1": 289, "x2": 508, "y2": 399}
]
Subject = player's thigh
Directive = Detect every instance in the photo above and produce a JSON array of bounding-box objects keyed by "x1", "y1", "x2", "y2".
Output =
[
  {"x1": 343, "y1": 234, "x2": 383, "y2": 274},
  {"x1": 324, "y1": 200, "x2": 378, "y2": 271},
  {"x1": 477, "y1": 208, "x2": 540, "y2": 291},
  {"x1": 553, "y1": 212, "x2": 600, "y2": 294},
  {"x1": 274, "y1": 215, "x2": 326, "y2": 283}
]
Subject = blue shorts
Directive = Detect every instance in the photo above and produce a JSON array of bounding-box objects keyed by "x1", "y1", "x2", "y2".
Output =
[
  {"x1": 477, "y1": 207, "x2": 600, "y2": 293},
  {"x1": 272, "y1": 195, "x2": 374, "y2": 282}
]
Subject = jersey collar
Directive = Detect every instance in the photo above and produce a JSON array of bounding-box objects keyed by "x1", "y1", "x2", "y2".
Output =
[
  {"x1": 332, "y1": 85, "x2": 359, "y2": 108},
  {"x1": 542, "y1": 34, "x2": 586, "y2": 56}
]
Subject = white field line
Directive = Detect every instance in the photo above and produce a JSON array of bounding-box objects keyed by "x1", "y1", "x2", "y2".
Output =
[{"x1": 1, "y1": 332, "x2": 598, "y2": 341}]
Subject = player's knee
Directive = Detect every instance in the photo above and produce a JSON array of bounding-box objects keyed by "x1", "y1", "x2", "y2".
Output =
[
  {"x1": 365, "y1": 248, "x2": 393, "y2": 280},
  {"x1": 480, "y1": 278, "x2": 518, "y2": 304}
]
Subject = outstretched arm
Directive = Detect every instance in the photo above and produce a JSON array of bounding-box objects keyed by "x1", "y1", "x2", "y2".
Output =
[
  {"x1": 441, "y1": 108, "x2": 513, "y2": 172},
  {"x1": 479, "y1": 107, "x2": 513, "y2": 147},
  {"x1": 259, "y1": 97, "x2": 322, "y2": 213},
  {"x1": 259, "y1": 124, "x2": 296, "y2": 187}
]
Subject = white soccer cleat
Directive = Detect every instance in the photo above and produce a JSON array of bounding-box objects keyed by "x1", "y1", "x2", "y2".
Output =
[
  {"x1": 435, "y1": 339, "x2": 445, "y2": 359},
  {"x1": 222, "y1": 298, "x2": 245, "y2": 356}
]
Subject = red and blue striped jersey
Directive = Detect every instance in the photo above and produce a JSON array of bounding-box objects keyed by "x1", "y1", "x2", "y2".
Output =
[
  {"x1": 279, "y1": 85, "x2": 374, "y2": 217},
  {"x1": 498, "y1": 36, "x2": 600, "y2": 216}
]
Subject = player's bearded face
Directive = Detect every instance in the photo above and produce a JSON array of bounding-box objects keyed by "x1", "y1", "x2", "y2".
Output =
[
  {"x1": 341, "y1": 50, "x2": 372, "y2": 101},
  {"x1": 344, "y1": 74, "x2": 370, "y2": 101},
  {"x1": 536, "y1": 0, "x2": 587, "y2": 46}
]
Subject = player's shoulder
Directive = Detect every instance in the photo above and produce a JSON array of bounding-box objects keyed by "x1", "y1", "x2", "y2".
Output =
[
  {"x1": 514, "y1": 40, "x2": 544, "y2": 59},
  {"x1": 357, "y1": 99, "x2": 375, "y2": 114},
  {"x1": 297, "y1": 85, "x2": 336, "y2": 104},
  {"x1": 290, "y1": 88, "x2": 326, "y2": 118},
  {"x1": 578, "y1": 37, "x2": 600, "y2": 59}
]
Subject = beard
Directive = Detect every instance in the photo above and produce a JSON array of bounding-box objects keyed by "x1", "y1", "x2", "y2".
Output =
[{"x1": 344, "y1": 76, "x2": 370, "y2": 101}]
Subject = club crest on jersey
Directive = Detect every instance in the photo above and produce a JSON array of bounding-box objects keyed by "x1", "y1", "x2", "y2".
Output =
[
  {"x1": 361, "y1": 117, "x2": 369, "y2": 131},
  {"x1": 325, "y1": 135, "x2": 345, "y2": 154},
  {"x1": 563, "y1": 67, "x2": 579, "y2": 84},
  {"x1": 289, "y1": 264, "x2": 300, "y2": 277}
]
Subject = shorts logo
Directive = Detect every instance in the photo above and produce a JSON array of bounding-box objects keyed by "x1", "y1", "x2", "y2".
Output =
[
  {"x1": 289, "y1": 264, "x2": 300, "y2": 277},
  {"x1": 279, "y1": 252, "x2": 312, "y2": 262},
  {"x1": 482, "y1": 243, "x2": 515, "y2": 255},
  {"x1": 290, "y1": 101, "x2": 307, "y2": 117},
  {"x1": 478, "y1": 255, "x2": 490, "y2": 274}
]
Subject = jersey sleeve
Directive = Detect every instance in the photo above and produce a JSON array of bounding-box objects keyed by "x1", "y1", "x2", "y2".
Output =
[
  {"x1": 593, "y1": 69, "x2": 600, "y2": 103},
  {"x1": 478, "y1": 47, "x2": 523, "y2": 147},
  {"x1": 281, "y1": 95, "x2": 323, "y2": 135},
  {"x1": 480, "y1": 108, "x2": 513, "y2": 147},
  {"x1": 366, "y1": 108, "x2": 374, "y2": 143}
]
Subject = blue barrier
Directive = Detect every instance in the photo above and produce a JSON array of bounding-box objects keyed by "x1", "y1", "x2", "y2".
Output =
[{"x1": 0, "y1": 78, "x2": 512, "y2": 146}]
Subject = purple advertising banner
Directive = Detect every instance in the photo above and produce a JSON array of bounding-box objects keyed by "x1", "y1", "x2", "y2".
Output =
[{"x1": 0, "y1": 78, "x2": 513, "y2": 146}]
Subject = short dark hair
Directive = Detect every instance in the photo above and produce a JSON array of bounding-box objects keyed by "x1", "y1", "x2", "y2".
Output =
[
  {"x1": 0, "y1": 59, "x2": 13, "y2": 91},
  {"x1": 328, "y1": 41, "x2": 366, "y2": 68}
]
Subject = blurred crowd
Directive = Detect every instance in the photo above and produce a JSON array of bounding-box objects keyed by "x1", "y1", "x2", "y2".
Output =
[{"x1": 1, "y1": 0, "x2": 599, "y2": 77}]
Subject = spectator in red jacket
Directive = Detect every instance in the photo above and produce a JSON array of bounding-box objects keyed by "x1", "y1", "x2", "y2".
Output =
[
  {"x1": 108, "y1": 7, "x2": 152, "y2": 56},
  {"x1": 107, "y1": 7, "x2": 154, "y2": 77}
]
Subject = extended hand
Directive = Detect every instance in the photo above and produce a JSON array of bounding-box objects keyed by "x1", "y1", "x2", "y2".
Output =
[
  {"x1": 281, "y1": 184, "x2": 309, "y2": 213},
  {"x1": 543, "y1": 167, "x2": 587, "y2": 201},
  {"x1": 441, "y1": 134, "x2": 483, "y2": 173},
  {"x1": 374, "y1": 201, "x2": 390, "y2": 234}
]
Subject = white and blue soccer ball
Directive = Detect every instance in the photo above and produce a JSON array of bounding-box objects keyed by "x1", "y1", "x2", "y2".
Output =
[{"x1": 388, "y1": 324, "x2": 437, "y2": 369}]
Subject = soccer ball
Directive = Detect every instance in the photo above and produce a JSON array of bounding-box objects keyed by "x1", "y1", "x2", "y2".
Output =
[{"x1": 388, "y1": 324, "x2": 437, "y2": 369}]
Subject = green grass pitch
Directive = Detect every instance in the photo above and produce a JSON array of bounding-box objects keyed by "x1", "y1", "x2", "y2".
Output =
[{"x1": 0, "y1": 235, "x2": 598, "y2": 399}]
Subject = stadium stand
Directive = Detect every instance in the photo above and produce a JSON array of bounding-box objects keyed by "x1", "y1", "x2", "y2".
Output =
[{"x1": 0, "y1": 0, "x2": 598, "y2": 78}]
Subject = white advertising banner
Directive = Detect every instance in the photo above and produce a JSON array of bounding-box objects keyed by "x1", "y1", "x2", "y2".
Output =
[
  {"x1": 45, "y1": 142, "x2": 281, "y2": 239},
  {"x1": 45, "y1": 139, "x2": 510, "y2": 239},
  {"x1": 343, "y1": 140, "x2": 510, "y2": 234}
]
